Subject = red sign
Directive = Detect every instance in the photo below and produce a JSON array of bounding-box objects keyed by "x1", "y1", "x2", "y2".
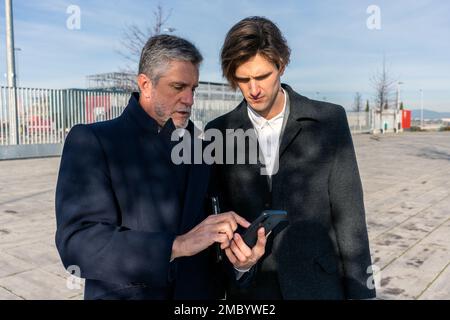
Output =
[
  {"x1": 402, "y1": 110, "x2": 411, "y2": 129},
  {"x1": 86, "y1": 95, "x2": 111, "y2": 124},
  {"x1": 27, "y1": 115, "x2": 52, "y2": 134}
]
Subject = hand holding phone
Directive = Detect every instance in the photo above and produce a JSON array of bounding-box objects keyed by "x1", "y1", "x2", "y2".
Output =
[{"x1": 240, "y1": 210, "x2": 288, "y2": 248}]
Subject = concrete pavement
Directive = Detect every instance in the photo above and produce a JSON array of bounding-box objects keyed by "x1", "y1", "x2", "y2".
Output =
[{"x1": 0, "y1": 132, "x2": 449, "y2": 300}]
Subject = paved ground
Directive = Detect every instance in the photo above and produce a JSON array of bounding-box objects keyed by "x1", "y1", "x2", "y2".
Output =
[{"x1": 0, "y1": 131, "x2": 449, "y2": 300}]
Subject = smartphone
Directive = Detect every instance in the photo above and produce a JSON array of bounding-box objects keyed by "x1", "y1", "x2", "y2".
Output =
[{"x1": 240, "y1": 210, "x2": 288, "y2": 248}]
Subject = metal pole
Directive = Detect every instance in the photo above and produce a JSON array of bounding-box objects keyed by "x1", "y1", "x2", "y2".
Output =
[
  {"x1": 395, "y1": 81, "x2": 403, "y2": 133},
  {"x1": 5, "y1": 0, "x2": 19, "y2": 144},
  {"x1": 420, "y1": 89, "x2": 424, "y2": 129},
  {"x1": 5, "y1": 0, "x2": 16, "y2": 88},
  {"x1": 395, "y1": 84, "x2": 399, "y2": 133}
]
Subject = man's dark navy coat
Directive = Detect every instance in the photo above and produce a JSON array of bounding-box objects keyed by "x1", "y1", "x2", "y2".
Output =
[
  {"x1": 206, "y1": 84, "x2": 376, "y2": 300},
  {"x1": 55, "y1": 93, "x2": 222, "y2": 300}
]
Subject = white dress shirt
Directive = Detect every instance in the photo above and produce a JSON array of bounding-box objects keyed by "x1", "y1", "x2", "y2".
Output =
[
  {"x1": 234, "y1": 89, "x2": 287, "y2": 279},
  {"x1": 247, "y1": 88, "x2": 287, "y2": 176}
]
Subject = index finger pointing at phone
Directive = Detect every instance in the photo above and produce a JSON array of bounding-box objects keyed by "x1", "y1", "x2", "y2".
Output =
[{"x1": 231, "y1": 212, "x2": 251, "y2": 228}]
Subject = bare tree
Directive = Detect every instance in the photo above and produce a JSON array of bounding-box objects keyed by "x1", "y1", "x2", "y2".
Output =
[
  {"x1": 353, "y1": 92, "x2": 362, "y2": 112},
  {"x1": 371, "y1": 56, "x2": 396, "y2": 131},
  {"x1": 353, "y1": 92, "x2": 363, "y2": 130},
  {"x1": 118, "y1": 4, "x2": 172, "y2": 72}
]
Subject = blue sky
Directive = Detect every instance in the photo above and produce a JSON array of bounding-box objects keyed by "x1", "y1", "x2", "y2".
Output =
[{"x1": 0, "y1": 0, "x2": 449, "y2": 111}]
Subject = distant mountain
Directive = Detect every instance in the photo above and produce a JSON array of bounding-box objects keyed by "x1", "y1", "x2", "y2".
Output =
[{"x1": 410, "y1": 109, "x2": 450, "y2": 120}]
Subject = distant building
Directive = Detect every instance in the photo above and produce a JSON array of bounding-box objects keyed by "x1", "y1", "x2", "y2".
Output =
[
  {"x1": 86, "y1": 72, "x2": 242, "y2": 101},
  {"x1": 86, "y1": 72, "x2": 137, "y2": 92},
  {"x1": 195, "y1": 81, "x2": 242, "y2": 101},
  {"x1": 442, "y1": 118, "x2": 450, "y2": 127},
  {"x1": 85, "y1": 72, "x2": 242, "y2": 129}
]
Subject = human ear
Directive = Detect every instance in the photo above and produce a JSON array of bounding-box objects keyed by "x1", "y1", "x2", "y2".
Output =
[{"x1": 137, "y1": 74, "x2": 153, "y2": 99}]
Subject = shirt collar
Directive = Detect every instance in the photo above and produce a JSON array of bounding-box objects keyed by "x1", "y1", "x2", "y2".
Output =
[{"x1": 247, "y1": 88, "x2": 287, "y2": 129}]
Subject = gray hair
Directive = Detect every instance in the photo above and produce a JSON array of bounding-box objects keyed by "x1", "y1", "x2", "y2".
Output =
[{"x1": 138, "y1": 34, "x2": 203, "y2": 85}]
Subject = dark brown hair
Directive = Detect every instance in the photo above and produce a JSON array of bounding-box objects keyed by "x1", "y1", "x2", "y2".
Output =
[{"x1": 221, "y1": 16, "x2": 291, "y2": 89}]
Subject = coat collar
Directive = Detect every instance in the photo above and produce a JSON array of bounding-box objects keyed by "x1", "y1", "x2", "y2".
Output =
[
  {"x1": 278, "y1": 84, "x2": 320, "y2": 157},
  {"x1": 282, "y1": 84, "x2": 321, "y2": 122},
  {"x1": 226, "y1": 84, "x2": 320, "y2": 157},
  {"x1": 227, "y1": 84, "x2": 320, "y2": 128},
  {"x1": 125, "y1": 92, "x2": 161, "y2": 134},
  {"x1": 124, "y1": 92, "x2": 196, "y2": 137}
]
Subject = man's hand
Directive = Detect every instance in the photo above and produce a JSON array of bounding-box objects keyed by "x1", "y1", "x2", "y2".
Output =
[
  {"x1": 171, "y1": 211, "x2": 250, "y2": 261},
  {"x1": 225, "y1": 227, "x2": 267, "y2": 271}
]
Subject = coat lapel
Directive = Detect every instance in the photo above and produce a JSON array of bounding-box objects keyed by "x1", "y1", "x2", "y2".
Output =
[
  {"x1": 227, "y1": 100, "x2": 258, "y2": 141},
  {"x1": 224, "y1": 100, "x2": 264, "y2": 175},
  {"x1": 279, "y1": 84, "x2": 321, "y2": 158},
  {"x1": 178, "y1": 125, "x2": 210, "y2": 233}
]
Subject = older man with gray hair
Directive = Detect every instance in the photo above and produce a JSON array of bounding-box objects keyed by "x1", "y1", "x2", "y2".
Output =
[{"x1": 55, "y1": 35, "x2": 249, "y2": 300}]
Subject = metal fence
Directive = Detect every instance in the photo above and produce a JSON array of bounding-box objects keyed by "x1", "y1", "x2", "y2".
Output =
[
  {"x1": 0, "y1": 87, "x2": 130, "y2": 146},
  {"x1": 346, "y1": 110, "x2": 374, "y2": 134},
  {"x1": 0, "y1": 86, "x2": 242, "y2": 147},
  {"x1": 0, "y1": 86, "x2": 375, "y2": 149}
]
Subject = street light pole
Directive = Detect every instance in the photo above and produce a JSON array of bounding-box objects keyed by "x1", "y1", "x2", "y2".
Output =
[
  {"x1": 5, "y1": 0, "x2": 19, "y2": 145},
  {"x1": 420, "y1": 89, "x2": 424, "y2": 129},
  {"x1": 397, "y1": 82, "x2": 404, "y2": 110},
  {"x1": 395, "y1": 81, "x2": 404, "y2": 133},
  {"x1": 5, "y1": 0, "x2": 17, "y2": 88}
]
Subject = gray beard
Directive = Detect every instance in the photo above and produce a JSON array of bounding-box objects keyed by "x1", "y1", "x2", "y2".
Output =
[
  {"x1": 154, "y1": 103, "x2": 168, "y2": 120},
  {"x1": 155, "y1": 103, "x2": 189, "y2": 129}
]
